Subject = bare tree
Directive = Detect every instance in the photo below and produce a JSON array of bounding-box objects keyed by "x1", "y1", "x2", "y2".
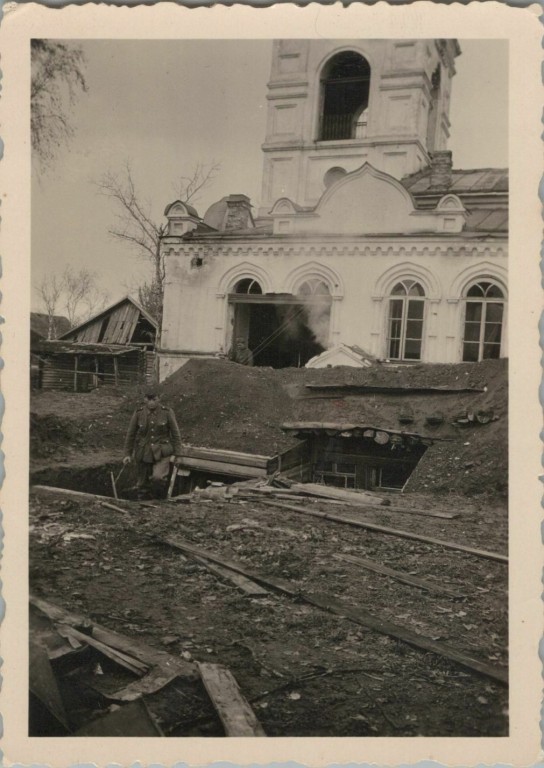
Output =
[
  {"x1": 31, "y1": 40, "x2": 88, "y2": 171},
  {"x1": 36, "y1": 274, "x2": 64, "y2": 338},
  {"x1": 62, "y1": 266, "x2": 109, "y2": 327},
  {"x1": 95, "y1": 160, "x2": 220, "y2": 327},
  {"x1": 35, "y1": 267, "x2": 109, "y2": 330}
]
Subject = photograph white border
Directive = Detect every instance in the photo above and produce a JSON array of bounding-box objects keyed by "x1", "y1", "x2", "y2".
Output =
[{"x1": 1, "y1": 2, "x2": 542, "y2": 765}]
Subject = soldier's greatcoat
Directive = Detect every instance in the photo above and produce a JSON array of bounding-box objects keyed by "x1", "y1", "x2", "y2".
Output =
[{"x1": 124, "y1": 404, "x2": 183, "y2": 463}]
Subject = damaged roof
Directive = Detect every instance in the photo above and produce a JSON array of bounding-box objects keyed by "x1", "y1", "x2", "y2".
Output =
[{"x1": 34, "y1": 340, "x2": 141, "y2": 356}]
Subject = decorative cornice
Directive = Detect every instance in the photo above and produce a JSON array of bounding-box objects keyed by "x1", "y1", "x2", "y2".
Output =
[{"x1": 163, "y1": 240, "x2": 507, "y2": 261}]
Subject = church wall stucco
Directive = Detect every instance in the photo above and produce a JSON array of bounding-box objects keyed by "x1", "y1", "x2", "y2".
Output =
[{"x1": 160, "y1": 239, "x2": 507, "y2": 369}]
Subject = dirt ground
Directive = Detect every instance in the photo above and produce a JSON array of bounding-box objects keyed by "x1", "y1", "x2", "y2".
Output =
[
  {"x1": 30, "y1": 487, "x2": 507, "y2": 737},
  {"x1": 31, "y1": 357, "x2": 508, "y2": 497},
  {"x1": 29, "y1": 357, "x2": 509, "y2": 737}
]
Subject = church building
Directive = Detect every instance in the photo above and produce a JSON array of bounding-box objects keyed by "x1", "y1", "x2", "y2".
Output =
[{"x1": 158, "y1": 39, "x2": 507, "y2": 379}]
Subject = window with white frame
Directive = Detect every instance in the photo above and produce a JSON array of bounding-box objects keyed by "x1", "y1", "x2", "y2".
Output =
[
  {"x1": 386, "y1": 280, "x2": 425, "y2": 361},
  {"x1": 462, "y1": 281, "x2": 505, "y2": 362}
]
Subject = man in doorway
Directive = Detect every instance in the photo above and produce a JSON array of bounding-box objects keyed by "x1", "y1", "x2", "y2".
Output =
[
  {"x1": 123, "y1": 386, "x2": 183, "y2": 496},
  {"x1": 229, "y1": 336, "x2": 254, "y2": 366}
]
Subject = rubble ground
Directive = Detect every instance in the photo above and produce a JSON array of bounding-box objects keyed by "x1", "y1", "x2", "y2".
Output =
[
  {"x1": 30, "y1": 488, "x2": 507, "y2": 737},
  {"x1": 29, "y1": 357, "x2": 508, "y2": 736}
]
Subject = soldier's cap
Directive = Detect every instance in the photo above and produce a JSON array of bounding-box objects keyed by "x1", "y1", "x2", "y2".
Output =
[{"x1": 143, "y1": 385, "x2": 160, "y2": 399}]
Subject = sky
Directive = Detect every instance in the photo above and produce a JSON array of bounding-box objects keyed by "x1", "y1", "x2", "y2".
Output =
[{"x1": 31, "y1": 39, "x2": 508, "y2": 312}]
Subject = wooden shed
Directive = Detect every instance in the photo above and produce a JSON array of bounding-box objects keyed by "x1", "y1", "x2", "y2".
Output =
[
  {"x1": 60, "y1": 296, "x2": 157, "y2": 349},
  {"x1": 33, "y1": 341, "x2": 150, "y2": 391},
  {"x1": 30, "y1": 296, "x2": 160, "y2": 390}
]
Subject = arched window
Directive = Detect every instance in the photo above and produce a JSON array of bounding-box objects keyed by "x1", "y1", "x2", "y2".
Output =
[
  {"x1": 386, "y1": 280, "x2": 425, "y2": 361},
  {"x1": 234, "y1": 278, "x2": 262, "y2": 295},
  {"x1": 462, "y1": 281, "x2": 505, "y2": 362},
  {"x1": 319, "y1": 51, "x2": 371, "y2": 141},
  {"x1": 297, "y1": 278, "x2": 331, "y2": 297}
]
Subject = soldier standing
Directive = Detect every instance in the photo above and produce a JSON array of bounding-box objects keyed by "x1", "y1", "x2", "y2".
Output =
[{"x1": 123, "y1": 387, "x2": 183, "y2": 496}]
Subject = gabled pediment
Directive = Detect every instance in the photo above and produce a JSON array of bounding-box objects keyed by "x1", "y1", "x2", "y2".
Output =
[{"x1": 271, "y1": 163, "x2": 467, "y2": 236}]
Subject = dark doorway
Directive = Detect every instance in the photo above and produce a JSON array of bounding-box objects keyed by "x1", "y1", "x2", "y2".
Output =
[{"x1": 240, "y1": 303, "x2": 326, "y2": 368}]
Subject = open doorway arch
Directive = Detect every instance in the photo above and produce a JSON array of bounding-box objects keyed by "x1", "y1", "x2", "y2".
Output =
[{"x1": 227, "y1": 276, "x2": 333, "y2": 368}]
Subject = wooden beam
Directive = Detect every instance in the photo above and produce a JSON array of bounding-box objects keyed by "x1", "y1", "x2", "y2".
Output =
[
  {"x1": 178, "y1": 457, "x2": 266, "y2": 477},
  {"x1": 288, "y1": 482, "x2": 382, "y2": 505},
  {"x1": 57, "y1": 624, "x2": 149, "y2": 675},
  {"x1": 180, "y1": 445, "x2": 272, "y2": 468},
  {"x1": 303, "y1": 591, "x2": 508, "y2": 685},
  {"x1": 193, "y1": 555, "x2": 269, "y2": 596},
  {"x1": 113, "y1": 356, "x2": 119, "y2": 386},
  {"x1": 30, "y1": 595, "x2": 197, "y2": 681},
  {"x1": 247, "y1": 486, "x2": 457, "y2": 519},
  {"x1": 333, "y1": 553, "x2": 466, "y2": 599},
  {"x1": 198, "y1": 662, "x2": 266, "y2": 736},
  {"x1": 31, "y1": 485, "x2": 124, "y2": 503},
  {"x1": 256, "y1": 499, "x2": 508, "y2": 564},
  {"x1": 154, "y1": 537, "x2": 507, "y2": 686}
]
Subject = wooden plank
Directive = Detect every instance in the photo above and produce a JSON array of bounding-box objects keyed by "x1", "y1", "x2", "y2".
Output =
[
  {"x1": 30, "y1": 595, "x2": 197, "y2": 680},
  {"x1": 108, "y1": 666, "x2": 183, "y2": 702},
  {"x1": 157, "y1": 536, "x2": 298, "y2": 596},
  {"x1": 303, "y1": 591, "x2": 508, "y2": 685},
  {"x1": 198, "y1": 662, "x2": 266, "y2": 736},
  {"x1": 333, "y1": 553, "x2": 466, "y2": 599},
  {"x1": 304, "y1": 383, "x2": 485, "y2": 394},
  {"x1": 257, "y1": 499, "x2": 508, "y2": 564},
  {"x1": 154, "y1": 539, "x2": 507, "y2": 686},
  {"x1": 288, "y1": 481, "x2": 383, "y2": 505},
  {"x1": 193, "y1": 555, "x2": 269, "y2": 596},
  {"x1": 178, "y1": 457, "x2": 266, "y2": 477},
  {"x1": 180, "y1": 445, "x2": 272, "y2": 468},
  {"x1": 57, "y1": 625, "x2": 149, "y2": 675},
  {"x1": 32, "y1": 485, "x2": 126, "y2": 503}
]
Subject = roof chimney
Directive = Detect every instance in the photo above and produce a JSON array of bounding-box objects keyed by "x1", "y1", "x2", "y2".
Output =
[
  {"x1": 224, "y1": 194, "x2": 254, "y2": 231},
  {"x1": 429, "y1": 150, "x2": 453, "y2": 190}
]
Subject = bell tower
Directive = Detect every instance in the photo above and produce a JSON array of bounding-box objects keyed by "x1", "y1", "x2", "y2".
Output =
[{"x1": 259, "y1": 38, "x2": 460, "y2": 215}]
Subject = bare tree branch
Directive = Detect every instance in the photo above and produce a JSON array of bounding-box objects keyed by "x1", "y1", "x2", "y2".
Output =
[
  {"x1": 31, "y1": 40, "x2": 88, "y2": 172},
  {"x1": 95, "y1": 160, "x2": 220, "y2": 330}
]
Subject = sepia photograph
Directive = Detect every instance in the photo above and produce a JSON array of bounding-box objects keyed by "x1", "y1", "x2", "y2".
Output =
[
  {"x1": 1, "y1": 2, "x2": 541, "y2": 764},
  {"x1": 28, "y1": 34, "x2": 511, "y2": 738}
]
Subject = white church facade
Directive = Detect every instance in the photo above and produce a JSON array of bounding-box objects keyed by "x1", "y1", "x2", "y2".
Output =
[{"x1": 158, "y1": 39, "x2": 507, "y2": 379}]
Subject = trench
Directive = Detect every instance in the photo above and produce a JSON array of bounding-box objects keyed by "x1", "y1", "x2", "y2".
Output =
[{"x1": 30, "y1": 462, "x2": 250, "y2": 500}]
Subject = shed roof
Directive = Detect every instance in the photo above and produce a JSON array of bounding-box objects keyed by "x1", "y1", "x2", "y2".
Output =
[
  {"x1": 34, "y1": 340, "x2": 141, "y2": 356},
  {"x1": 59, "y1": 296, "x2": 158, "y2": 341}
]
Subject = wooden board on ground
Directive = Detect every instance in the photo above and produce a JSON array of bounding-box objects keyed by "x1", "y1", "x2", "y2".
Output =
[
  {"x1": 245, "y1": 486, "x2": 458, "y2": 518},
  {"x1": 198, "y1": 662, "x2": 266, "y2": 736},
  {"x1": 256, "y1": 499, "x2": 507, "y2": 564},
  {"x1": 334, "y1": 553, "x2": 466, "y2": 599},
  {"x1": 154, "y1": 536, "x2": 507, "y2": 685},
  {"x1": 193, "y1": 555, "x2": 269, "y2": 596},
  {"x1": 56, "y1": 624, "x2": 149, "y2": 675},
  {"x1": 31, "y1": 484, "x2": 125, "y2": 503},
  {"x1": 30, "y1": 595, "x2": 198, "y2": 682},
  {"x1": 288, "y1": 481, "x2": 383, "y2": 505}
]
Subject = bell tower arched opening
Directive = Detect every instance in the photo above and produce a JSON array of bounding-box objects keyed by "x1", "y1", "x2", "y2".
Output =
[{"x1": 319, "y1": 51, "x2": 371, "y2": 141}]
